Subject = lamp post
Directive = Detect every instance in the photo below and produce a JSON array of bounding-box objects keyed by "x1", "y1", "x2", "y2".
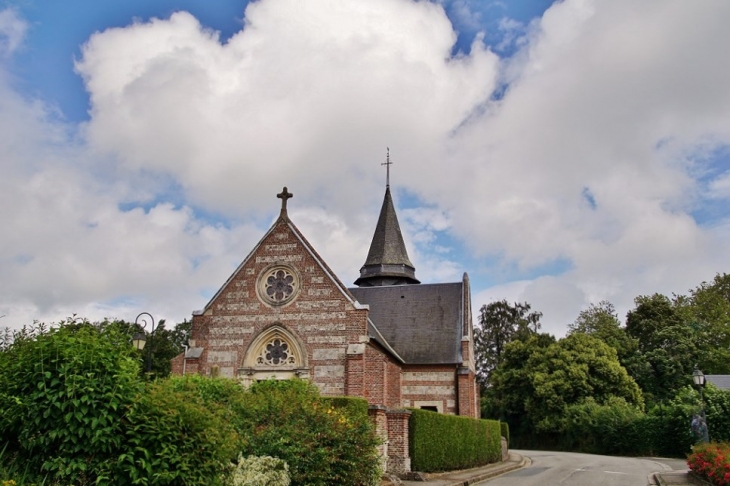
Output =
[
  {"x1": 692, "y1": 365, "x2": 709, "y2": 443},
  {"x1": 133, "y1": 312, "x2": 157, "y2": 373}
]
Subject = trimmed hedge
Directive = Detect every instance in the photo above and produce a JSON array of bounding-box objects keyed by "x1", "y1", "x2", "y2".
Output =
[
  {"x1": 507, "y1": 386, "x2": 730, "y2": 458},
  {"x1": 322, "y1": 396, "x2": 370, "y2": 420},
  {"x1": 409, "y1": 409, "x2": 501, "y2": 472},
  {"x1": 500, "y1": 422, "x2": 510, "y2": 446}
]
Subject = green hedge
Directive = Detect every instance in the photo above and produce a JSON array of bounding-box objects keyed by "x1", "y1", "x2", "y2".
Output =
[
  {"x1": 322, "y1": 396, "x2": 370, "y2": 420},
  {"x1": 409, "y1": 409, "x2": 501, "y2": 472},
  {"x1": 508, "y1": 386, "x2": 730, "y2": 458},
  {"x1": 500, "y1": 422, "x2": 510, "y2": 446},
  {"x1": 235, "y1": 380, "x2": 381, "y2": 486}
]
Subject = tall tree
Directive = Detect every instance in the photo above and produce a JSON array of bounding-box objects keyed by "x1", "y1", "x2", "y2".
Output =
[
  {"x1": 568, "y1": 300, "x2": 642, "y2": 379},
  {"x1": 489, "y1": 333, "x2": 643, "y2": 435},
  {"x1": 626, "y1": 294, "x2": 698, "y2": 404},
  {"x1": 684, "y1": 273, "x2": 730, "y2": 374},
  {"x1": 474, "y1": 300, "x2": 542, "y2": 388},
  {"x1": 94, "y1": 318, "x2": 191, "y2": 379}
]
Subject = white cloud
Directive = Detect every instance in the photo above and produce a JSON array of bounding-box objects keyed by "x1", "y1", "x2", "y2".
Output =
[
  {"x1": 4, "y1": 0, "x2": 730, "y2": 340},
  {"x1": 75, "y1": 0, "x2": 499, "y2": 218},
  {"x1": 708, "y1": 171, "x2": 730, "y2": 200},
  {"x1": 0, "y1": 8, "x2": 26, "y2": 57},
  {"x1": 449, "y1": 0, "x2": 730, "y2": 331}
]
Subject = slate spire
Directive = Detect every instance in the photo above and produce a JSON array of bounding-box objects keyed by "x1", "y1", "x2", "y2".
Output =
[{"x1": 354, "y1": 185, "x2": 420, "y2": 287}]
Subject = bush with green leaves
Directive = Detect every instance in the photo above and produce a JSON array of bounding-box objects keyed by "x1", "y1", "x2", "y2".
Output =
[
  {"x1": 0, "y1": 319, "x2": 142, "y2": 484},
  {"x1": 500, "y1": 422, "x2": 510, "y2": 446},
  {"x1": 687, "y1": 442, "x2": 730, "y2": 486},
  {"x1": 231, "y1": 455, "x2": 290, "y2": 486},
  {"x1": 233, "y1": 379, "x2": 381, "y2": 486},
  {"x1": 109, "y1": 377, "x2": 241, "y2": 485},
  {"x1": 409, "y1": 409, "x2": 501, "y2": 472},
  {"x1": 1, "y1": 319, "x2": 382, "y2": 485}
]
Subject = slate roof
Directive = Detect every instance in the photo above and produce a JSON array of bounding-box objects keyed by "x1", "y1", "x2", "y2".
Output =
[
  {"x1": 354, "y1": 187, "x2": 419, "y2": 286},
  {"x1": 706, "y1": 375, "x2": 730, "y2": 390},
  {"x1": 349, "y1": 282, "x2": 464, "y2": 364}
]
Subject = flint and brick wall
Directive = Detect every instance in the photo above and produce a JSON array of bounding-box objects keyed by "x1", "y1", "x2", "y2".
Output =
[
  {"x1": 181, "y1": 219, "x2": 371, "y2": 397},
  {"x1": 400, "y1": 365, "x2": 458, "y2": 414},
  {"x1": 457, "y1": 367, "x2": 478, "y2": 418},
  {"x1": 386, "y1": 409, "x2": 412, "y2": 474}
]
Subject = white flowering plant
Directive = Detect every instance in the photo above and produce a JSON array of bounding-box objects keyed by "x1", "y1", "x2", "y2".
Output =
[{"x1": 230, "y1": 455, "x2": 290, "y2": 486}]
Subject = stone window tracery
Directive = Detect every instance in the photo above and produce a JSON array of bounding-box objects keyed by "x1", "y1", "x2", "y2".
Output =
[
  {"x1": 257, "y1": 265, "x2": 300, "y2": 306},
  {"x1": 266, "y1": 270, "x2": 295, "y2": 302},
  {"x1": 257, "y1": 337, "x2": 296, "y2": 366}
]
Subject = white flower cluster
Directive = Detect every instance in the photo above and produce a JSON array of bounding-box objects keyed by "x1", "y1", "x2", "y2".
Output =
[{"x1": 230, "y1": 454, "x2": 291, "y2": 486}]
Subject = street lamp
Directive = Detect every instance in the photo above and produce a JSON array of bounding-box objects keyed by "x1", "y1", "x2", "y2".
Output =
[
  {"x1": 692, "y1": 365, "x2": 706, "y2": 388},
  {"x1": 692, "y1": 365, "x2": 709, "y2": 443},
  {"x1": 134, "y1": 312, "x2": 158, "y2": 373}
]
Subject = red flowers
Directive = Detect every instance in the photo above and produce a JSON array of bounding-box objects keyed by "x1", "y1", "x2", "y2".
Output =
[{"x1": 687, "y1": 442, "x2": 730, "y2": 486}]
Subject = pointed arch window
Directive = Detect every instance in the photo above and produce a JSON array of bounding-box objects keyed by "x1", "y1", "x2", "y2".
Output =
[{"x1": 240, "y1": 325, "x2": 309, "y2": 386}]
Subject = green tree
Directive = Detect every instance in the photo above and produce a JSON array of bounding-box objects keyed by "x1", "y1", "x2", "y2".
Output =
[
  {"x1": 568, "y1": 301, "x2": 647, "y2": 389},
  {"x1": 626, "y1": 294, "x2": 698, "y2": 404},
  {"x1": 482, "y1": 332, "x2": 555, "y2": 421},
  {"x1": 568, "y1": 301, "x2": 633, "y2": 355},
  {"x1": 0, "y1": 318, "x2": 142, "y2": 484},
  {"x1": 489, "y1": 333, "x2": 643, "y2": 439},
  {"x1": 474, "y1": 300, "x2": 542, "y2": 388},
  {"x1": 684, "y1": 273, "x2": 730, "y2": 374},
  {"x1": 94, "y1": 318, "x2": 190, "y2": 379}
]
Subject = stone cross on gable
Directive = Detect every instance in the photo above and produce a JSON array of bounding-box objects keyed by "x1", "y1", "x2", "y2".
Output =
[{"x1": 277, "y1": 187, "x2": 293, "y2": 215}]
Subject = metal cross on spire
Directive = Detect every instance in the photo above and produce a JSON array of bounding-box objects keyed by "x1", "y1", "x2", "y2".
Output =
[
  {"x1": 381, "y1": 147, "x2": 392, "y2": 187},
  {"x1": 277, "y1": 187, "x2": 293, "y2": 216}
]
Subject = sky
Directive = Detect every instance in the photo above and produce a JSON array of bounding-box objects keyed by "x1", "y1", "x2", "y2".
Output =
[{"x1": 2, "y1": 0, "x2": 730, "y2": 337}]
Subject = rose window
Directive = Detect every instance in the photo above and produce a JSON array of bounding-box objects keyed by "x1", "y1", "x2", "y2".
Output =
[
  {"x1": 266, "y1": 270, "x2": 294, "y2": 302},
  {"x1": 257, "y1": 265, "x2": 299, "y2": 306},
  {"x1": 256, "y1": 338, "x2": 296, "y2": 366}
]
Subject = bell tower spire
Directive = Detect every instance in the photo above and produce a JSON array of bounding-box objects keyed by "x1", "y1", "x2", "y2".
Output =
[{"x1": 354, "y1": 151, "x2": 419, "y2": 287}]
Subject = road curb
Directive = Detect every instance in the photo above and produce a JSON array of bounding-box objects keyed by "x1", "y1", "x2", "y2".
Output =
[
  {"x1": 653, "y1": 472, "x2": 667, "y2": 486},
  {"x1": 653, "y1": 470, "x2": 702, "y2": 486},
  {"x1": 443, "y1": 455, "x2": 531, "y2": 486}
]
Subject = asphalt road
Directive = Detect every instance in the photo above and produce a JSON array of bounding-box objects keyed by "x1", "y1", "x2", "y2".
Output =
[{"x1": 477, "y1": 450, "x2": 688, "y2": 486}]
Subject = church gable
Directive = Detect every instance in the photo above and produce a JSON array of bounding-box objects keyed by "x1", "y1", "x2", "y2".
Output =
[{"x1": 188, "y1": 189, "x2": 373, "y2": 396}]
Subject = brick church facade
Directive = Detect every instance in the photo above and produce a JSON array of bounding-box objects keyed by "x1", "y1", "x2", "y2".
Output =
[{"x1": 172, "y1": 184, "x2": 479, "y2": 473}]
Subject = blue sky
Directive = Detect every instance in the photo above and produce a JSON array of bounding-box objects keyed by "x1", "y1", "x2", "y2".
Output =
[{"x1": 2, "y1": 0, "x2": 730, "y2": 336}]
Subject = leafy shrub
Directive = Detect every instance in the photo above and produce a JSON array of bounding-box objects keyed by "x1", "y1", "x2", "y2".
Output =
[
  {"x1": 500, "y1": 422, "x2": 510, "y2": 446},
  {"x1": 409, "y1": 409, "x2": 501, "y2": 472},
  {"x1": 110, "y1": 377, "x2": 240, "y2": 485},
  {"x1": 231, "y1": 455, "x2": 290, "y2": 486},
  {"x1": 322, "y1": 396, "x2": 370, "y2": 419},
  {"x1": 0, "y1": 319, "x2": 142, "y2": 484},
  {"x1": 560, "y1": 397, "x2": 648, "y2": 455},
  {"x1": 234, "y1": 379, "x2": 381, "y2": 486},
  {"x1": 687, "y1": 442, "x2": 730, "y2": 486}
]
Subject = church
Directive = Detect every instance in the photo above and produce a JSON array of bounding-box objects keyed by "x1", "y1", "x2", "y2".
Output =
[{"x1": 172, "y1": 179, "x2": 479, "y2": 473}]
